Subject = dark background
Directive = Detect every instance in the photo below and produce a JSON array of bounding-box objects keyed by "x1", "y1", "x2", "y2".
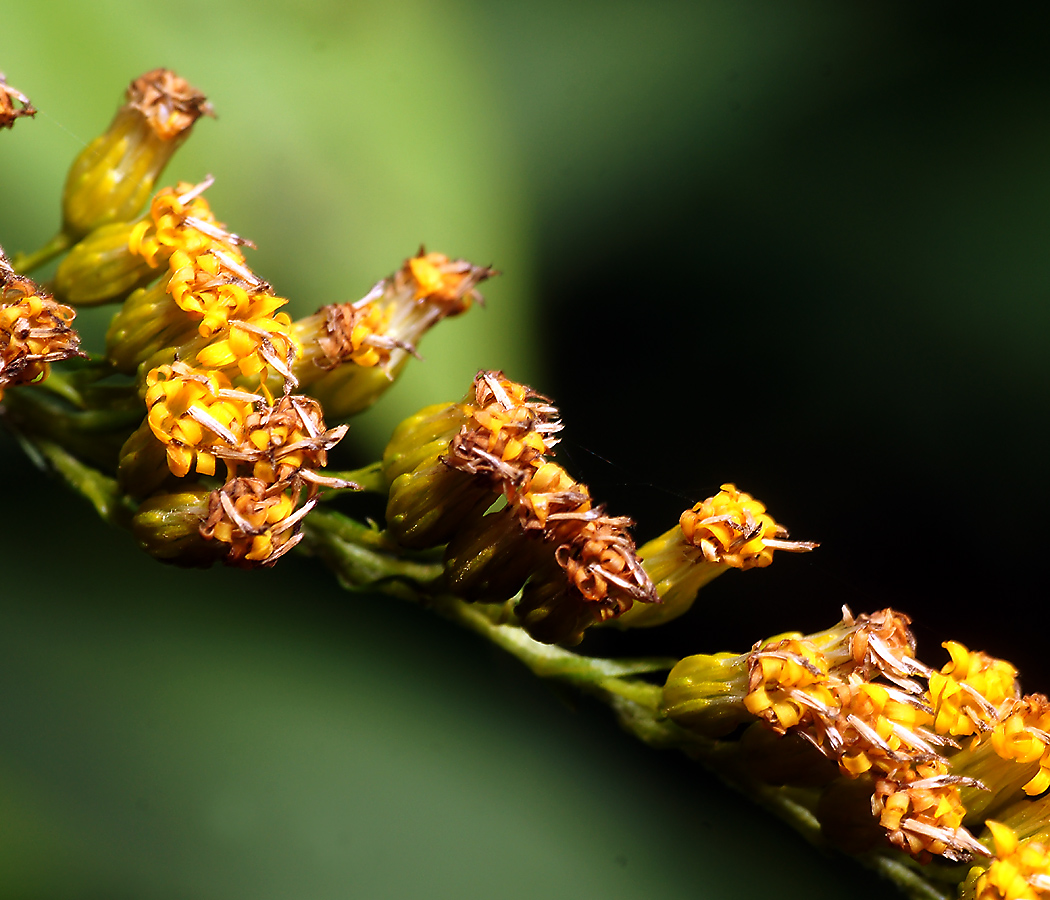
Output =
[{"x1": 2, "y1": 3, "x2": 1049, "y2": 898}]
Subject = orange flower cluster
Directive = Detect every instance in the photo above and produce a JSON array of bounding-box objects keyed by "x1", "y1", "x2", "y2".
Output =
[
  {"x1": 0, "y1": 264, "x2": 82, "y2": 400},
  {"x1": 665, "y1": 607, "x2": 1050, "y2": 890}
]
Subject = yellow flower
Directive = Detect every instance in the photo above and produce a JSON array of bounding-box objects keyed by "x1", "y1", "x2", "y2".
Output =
[
  {"x1": 143, "y1": 362, "x2": 258, "y2": 478},
  {"x1": 617, "y1": 483, "x2": 816, "y2": 628},
  {"x1": 0, "y1": 266, "x2": 82, "y2": 399},
  {"x1": 969, "y1": 821, "x2": 1050, "y2": 900}
]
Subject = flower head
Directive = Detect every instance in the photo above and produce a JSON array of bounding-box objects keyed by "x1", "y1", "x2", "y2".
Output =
[
  {"x1": 299, "y1": 249, "x2": 496, "y2": 418},
  {"x1": 0, "y1": 260, "x2": 82, "y2": 399},
  {"x1": 63, "y1": 69, "x2": 213, "y2": 237},
  {"x1": 617, "y1": 484, "x2": 817, "y2": 628}
]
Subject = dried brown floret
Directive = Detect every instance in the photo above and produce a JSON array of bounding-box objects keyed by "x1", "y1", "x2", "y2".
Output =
[
  {"x1": 0, "y1": 73, "x2": 36, "y2": 129},
  {"x1": 125, "y1": 68, "x2": 214, "y2": 140}
]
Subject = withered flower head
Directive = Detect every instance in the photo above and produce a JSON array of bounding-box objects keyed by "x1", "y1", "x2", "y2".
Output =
[
  {"x1": 0, "y1": 73, "x2": 36, "y2": 129},
  {"x1": 0, "y1": 255, "x2": 83, "y2": 399},
  {"x1": 63, "y1": 68, "x2": 213, "y2": 237},
  {"x1": 442, "y1": 371, "x2": 562, "y2": 491},
  {"x1": 511, "y1": 464, "x2": 657, "y2": 645},
  {"x1": 384, "y1": 371, "x2": 561, "y2": 549},
  {"x1": 214, "y1": 393, "x2": 349, "y2": 485},
  {"x1": 124, "y1": 68, "x2": 214, "y2": 141},
  {"x1": 297, "y1": 250, "x2": 498, "y2": 418},
  {"x1": 200, "y1": 476, "x2": 312, "y2": 567}
]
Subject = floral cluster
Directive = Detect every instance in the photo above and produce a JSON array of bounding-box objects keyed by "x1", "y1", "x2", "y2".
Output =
[
  {"x1": 16, "y1": 63, "x2": 1036, "y2": 900},
  {"x1": 665, "y1": 607, "x2": 1050, "y2": 896},
  {"x1": 1, "y1": 68, "x2": 490, "y2": 568},
  {"x1": 0, "y1": 255, "x2": 82, "y2": 400}
]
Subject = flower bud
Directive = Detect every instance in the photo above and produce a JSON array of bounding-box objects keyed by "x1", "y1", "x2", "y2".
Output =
[
  {"x1": 442, "y1": 504, "x2": 543, "y2": 602},
  {"x1": 54, "y1": 220, "x2": 160, "y2": 306},
  {"x1": 381, "y1": 401, "x2": 469, "y2": 485},
  {"x1": 105, "y1": 278, "x2": 200, "y2": 374},
  {"x1": 131, "y1": 488, "x2": 223, "y2": 567},
  {"x1": 62, "y1": 69, "x2": 212, "y2": 238}
]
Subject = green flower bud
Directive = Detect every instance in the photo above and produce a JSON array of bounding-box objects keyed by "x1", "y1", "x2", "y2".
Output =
[
  {"x1": 514, "y1": 558, "x2": 601, "y2": 647},
  {"x1": 54, "y1": 219, "x2": 161, "y2": 306},
  {"x1": 661, "y1": 651, "x2": 753, "y2": 737},
  {"x1": 385, "y1": 453, "x2": 495, "y2": 549},
  {"x1": 131, "y1": 488, "x2": 222, "y2": 567},
  {"x1": 443, "y1": 505, "x2": 540, "y2": 602},
  {"x1": 105, "y1": 278, "x2": 196, "y2": 374},
  {"x1": 381, "y1": 401, "x2": 468, "y2": 485},
  {"x1": 118, "y1": 419, "x2": 179, "y2": 500}
]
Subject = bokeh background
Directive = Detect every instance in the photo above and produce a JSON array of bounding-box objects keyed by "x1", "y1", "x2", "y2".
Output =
[{"x1": 2, "y1": 2, "x2": 1049, "y2": 898}]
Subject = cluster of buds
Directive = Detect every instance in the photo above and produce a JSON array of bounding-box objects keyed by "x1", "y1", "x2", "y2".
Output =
[
  {"x1": 664, "y1": 607, "x2": 1050, "y2": 895},
  {"x1": 0, "y1": 253, "x2": 82, "y2": 400}
]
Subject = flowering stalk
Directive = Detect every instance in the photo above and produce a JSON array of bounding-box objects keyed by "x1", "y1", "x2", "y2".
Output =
[{"x1": 8, "y1": 66, "x2": 1050, "y2": 900}]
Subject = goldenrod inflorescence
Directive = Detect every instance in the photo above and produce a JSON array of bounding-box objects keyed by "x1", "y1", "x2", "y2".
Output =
[{"x1": 9, "y1": 65, "x2": 1050, "y2": 900}]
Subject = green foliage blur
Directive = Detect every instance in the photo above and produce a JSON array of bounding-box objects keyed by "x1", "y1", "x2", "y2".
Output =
[{"x1": 2, "y1": 2, "x2": 1049, "y2": 898}]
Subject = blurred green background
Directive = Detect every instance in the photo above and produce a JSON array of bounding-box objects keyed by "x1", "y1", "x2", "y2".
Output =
[{"x1": 2, "y1": 2, "x2": 1050, "y2": 898}]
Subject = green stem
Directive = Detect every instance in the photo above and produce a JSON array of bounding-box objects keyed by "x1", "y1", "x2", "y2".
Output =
[
  {"x1": 31, "y1": 437, "x2": 134, "y2": 527},
  {"x1": 302, "y1": 508, "x2": 443, "y2": 588},
  {"x1": 12, "y1": 231, "x2": 74, "y2": 274}
]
